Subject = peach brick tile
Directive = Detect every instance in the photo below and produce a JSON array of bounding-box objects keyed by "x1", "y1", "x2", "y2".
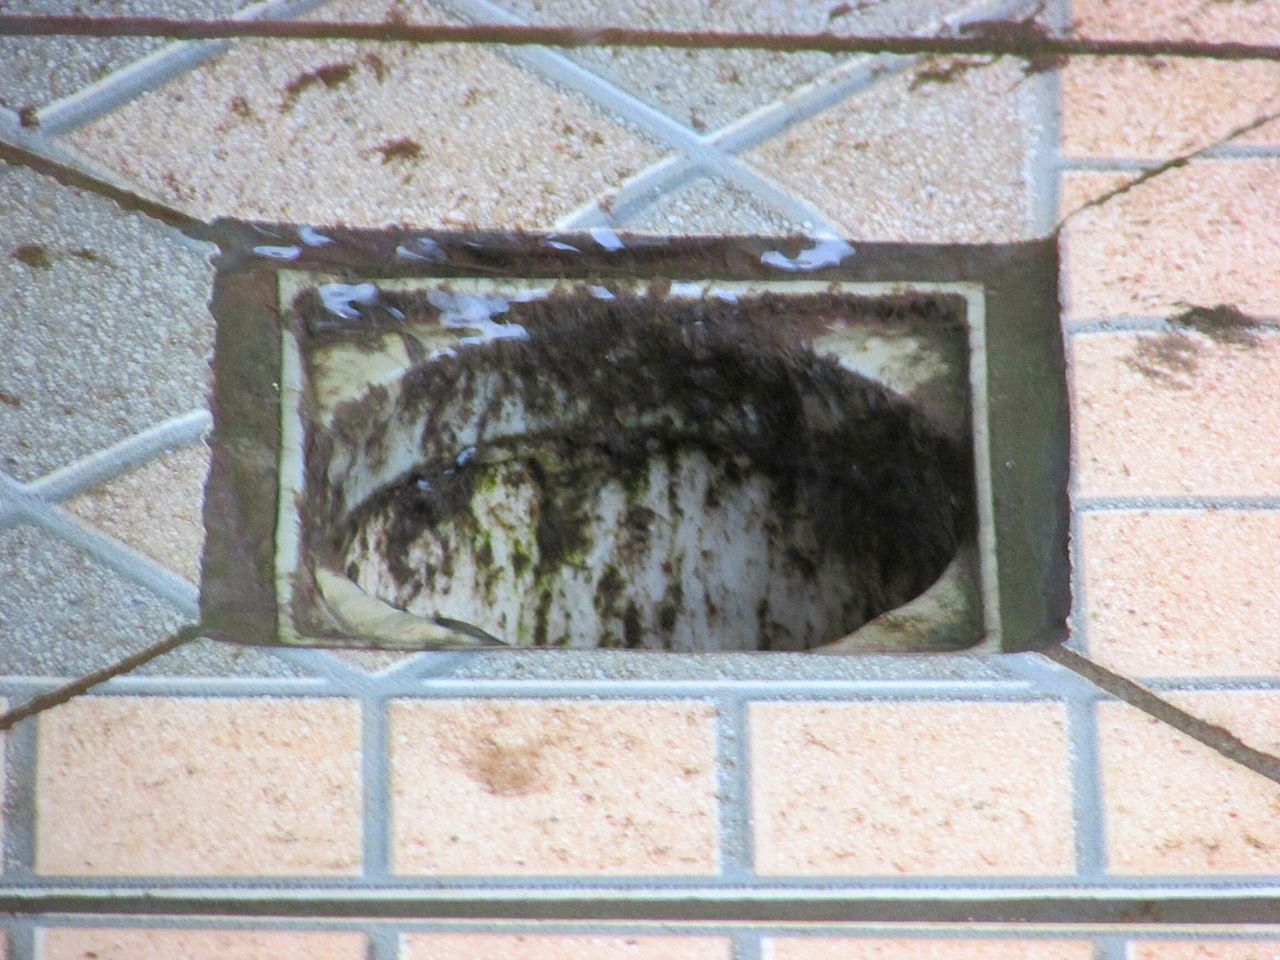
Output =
[
  {"x1": 1081, "y1": 511, "x2": 1280, "y2": 677},
  {"x1": 64, "y1": 445, "x2": 210, "y2": 585},
  {"x1": 1071, "y1": 332, "x2": 1280, "y2": 497},
  {"x1": 1061, "y1": 58, "x2": 1280, "y2": 159},
  {"x1": 36, "y1": 697, "x2": 362, "y2": 876},
  {"x1": 390, "y1": 700, "x2": 719, "y2": 876},
  {"x1": 750, "y1": 702, "x2": 1074, "y2": 876},
  {"x1": 1131, "y1": 942, "x2": 1280, "y2": 960},
  {"x1": 1072, "y1": 0, "x2": 1280, "y2": 44},
  {"x1": 40, "y1": 929, "x2": 367, "y2": 960},
  {"x1": 1060, "y1": 161, "x2": 1280, "y2": 320},
  {"x1": 66, "y1": 1, "x2": 662, "y2": 228},
  {"x1": 764, "y1": 939, "x2": 1094, "y2": 960},
  {"x1": 745, "y1": 56, "x2": 1036, "y2": 242},
  {"x1": 403, "y1": 934, "x2": 733, "y2": 960},
  {"x1": 1099, "y1": 695, "x2": 1280, "y2": 875}
]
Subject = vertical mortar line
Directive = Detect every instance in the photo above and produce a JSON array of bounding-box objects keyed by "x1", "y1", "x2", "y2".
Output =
[
  {"x1": 7, "y1": 918, "x2": 36, "y2": 960},
  {"x1": 1096, "y1": 933, "x2": 1131, "y2": 960},
  {"x1": 362, "y1": 687, "x2": 393, "y2": 881},
  {"x1": 1066, "y1": 687, "x2": 1108, "y2": 879},
  {"x1": 716, "y1": 691, "x2": 755, "y2": 881},
  {"x1": 3, "y1": 715, "x2": 38, "y2": 879},
  {"x1": 368, "y1": 924, "x2": 401, "y2": 960},
  {"x1": 1027, "y1": 0, "x2": 1070, "y2": 235},
  {"x1": 733, "y1": 927, "x2": 765, "y2": 960}
]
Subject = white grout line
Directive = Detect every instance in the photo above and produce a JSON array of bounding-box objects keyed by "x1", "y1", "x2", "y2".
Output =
[
  {"x1": 1077, "y1": 497, "x2": 1280, "y2": 513},
  {"x1": 435, "y1": 0, "x2": 845, "y2": 235},
  {"x1": 34, "y1": 0, "x2": 341, "y2": 137},
  {"x1": 556, "y1": 0, "x2": 1041, "y2": 233},
  {"x1": 0, "y1": 469, "x2": 199, "y2": 618},
  {"x1": 21, "y1": 409, "x2": 210, "y2": 512}
]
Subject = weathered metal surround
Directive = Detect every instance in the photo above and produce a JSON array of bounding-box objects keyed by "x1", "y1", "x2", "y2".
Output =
[{"x1": 201, "y1": 221, "x2": 1068, "y2": 654}]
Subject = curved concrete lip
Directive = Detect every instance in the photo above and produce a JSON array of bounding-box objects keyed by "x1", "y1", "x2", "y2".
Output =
[{"x1": 201, "y1": 226, "x2": 1068, "y2": 655}]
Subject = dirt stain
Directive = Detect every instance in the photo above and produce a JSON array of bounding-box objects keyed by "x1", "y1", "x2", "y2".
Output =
[
  {"x1": 373, "y1": 137, "x2": 423, "y2": 164},
  {"x1": 281, "y1": 62, "x2": 358, "y2": 111},
  {"x1": 1124, "y1": 303, "x2": 1267, "y2": 388},
  {"x1": 465, "y1": 733, "x2": 548, "y2": 796},
  {"x1": 11, "y1": 244, "x2": 52, "y2": 269}
]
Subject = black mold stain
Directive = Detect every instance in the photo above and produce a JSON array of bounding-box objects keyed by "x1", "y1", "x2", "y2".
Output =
[{"x1": 308, "y1": 290, "x2": 972, "y2": 651}]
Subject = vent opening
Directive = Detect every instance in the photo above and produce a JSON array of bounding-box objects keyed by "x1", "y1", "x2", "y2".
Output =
[{"x1": 307, "y1": 293, "x2": 973, "y2": 651}]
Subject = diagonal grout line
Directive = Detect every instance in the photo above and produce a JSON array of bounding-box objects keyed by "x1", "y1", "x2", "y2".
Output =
[
  {"x1": 0, "y1": 470, "x2": 199, "y2": 618},
  {"x1": 0, "y1": 410, "x2": 212, "y2": 528},
  {"x1": 1058, "y1": 108, "x2": 1280, "y2": 226},
  {"x1": 434, "y1": 0, "x2": 844, "y2": 234},
  {"x1": 554, "y1": 0, "x2": 1040, "y2": 234},
  {"x1": 0, "y1": 121, "x2": 209, "y2": 240},
  {"x1": 34, "y1": 0, "x2": 340, "y2": 137},
  {"x1": 0, "y1": 626, "x2": 205, "y2": 732},
  {"x1": 1043, "y1": 646, "x2": 1280, "y2": 786}
]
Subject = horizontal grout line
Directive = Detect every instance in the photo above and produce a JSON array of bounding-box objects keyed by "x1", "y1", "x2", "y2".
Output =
[
  {"x1": 0, "y1": 676, "x2": 339, "y2": 696},
  {"x1": 1058, "y1": 146, "x2": 1280, "y2": 171},
  {"x1": 5, "y1": 885, "x2": 1280, "y2": 923},
  {"x1": 1068, "y1": 317, "x2": 1280, "y2": 335},
  {"x1": 4, "y1": 15, "x2": 1280, "y2": 63},
  {"x1": 1144, "y1": 678, "x2": 1280, "y2": 691},
  {"x1": 1076, "y1": 496, "x2": 1280, "y2": 512},
  {"x1": 24, "y1": 917, "x2": 1280, "y2": 939}
]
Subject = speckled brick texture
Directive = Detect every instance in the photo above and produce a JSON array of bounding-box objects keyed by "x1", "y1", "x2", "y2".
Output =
[
  {"x1": 1081, "y1": 511, "x2": 1280, "y2": 677},
  {"x1": 1071, "y1": 333, "x2": 1280, "y2": 497},
  {"x1": 36, "y1": 697, "x2": 363, "y2": 876},
  {"x1": 750, "y1": 702, "x2": 1074, "y2": 876},
  {"x1": 1060, "y1": 162, "x2": 1280, "y2": 320},
  {"x1": 1099, "y1": 694, "x2": 1280, "y2": 875},
  {"x1": 1129, "y1": 943, "x2": 1280, "y2": 960},
  {"x1": 390, "y1": 700, "x2": 720, "y2": 875},
  {"x1": 5, "y1": 0, "x2": 1280, "y2": 936},
  {"x1": 1061, "y1": 57, "x2": 1280, "y2": 159},
  {"x1": 764, "y1": 940, "x2": 1095, "y2": 960},
  {"x1": 402, "y1": 934, "x2": 734, "y2": 960},
  {"x1": 39, "y1": 929, "x2": 368, "y2": 960},
  {"x1": 63, "y1": 2, "x2": 664, "y2": 228}
]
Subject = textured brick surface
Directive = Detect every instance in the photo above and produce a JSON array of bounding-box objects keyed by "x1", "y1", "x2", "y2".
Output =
[
  {"x1": 746, "y1": 56, "x2": 1036, "y2": 241},
  {"x1": 66, "y1": 1, "x2": 663, "y2": 228},
  {"x1": 390, "y1": 700, "x2": 719, "y2": 875},
  {"x1": 1061, "y1": 161, "x2": 1280, "y2": 320},
  {"x1": 1071, "y1": 332, "x2": 1280, "y2": 497},
  {"x1": 1061, "y1": 57, "x2": 1280, "y2": 159},
  {"x1": 1099, "y1": 695, "x2": 1280, "y2": 875},
  {"x1": 750, "y1": 702, "x2": 1074, "y2": 876},
  {"x1": 64, "y1": 444, "x2": 209, "y2": 585},
  {"x1": 36, "y1": 697, "x2": 362, "y2": 876},
  {"x1": 1082, "y1": 510, "x2": 1280, "y2": 676},
  {"x1": 1130, "y1": 943, "x2": 1280, "y2": 960},
  {"x1": 1072, "y1": 0, "x2": 1280, "y2": 43},
  {"x1": 0, "y1": 163, "x2": 213, "y2": 484},
  {"x1": 403, "y1": 934, "x2": 732, "y2": 960},
  {"x1": 39, "y1": 929, "x2": 366, "y2": 960},
  {"x1": 765, "y1": 939, "x2": 1095, "y2": 960}
]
